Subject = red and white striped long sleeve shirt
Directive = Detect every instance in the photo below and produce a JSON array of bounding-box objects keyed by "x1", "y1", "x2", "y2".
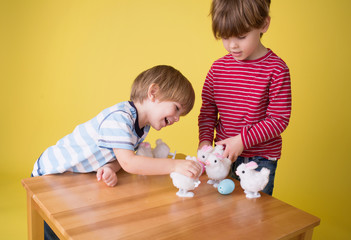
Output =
[{"x1": 198, "y1": 49, "x2": 291, "y2": 160}]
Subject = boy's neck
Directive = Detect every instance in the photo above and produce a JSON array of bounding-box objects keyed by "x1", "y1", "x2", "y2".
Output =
[
  {"x1": 246, "y1": 43, "x2": 268, "y2": 61},
  {"x1": 133, "y1": 101, "x2": 148, "y2": 128}
]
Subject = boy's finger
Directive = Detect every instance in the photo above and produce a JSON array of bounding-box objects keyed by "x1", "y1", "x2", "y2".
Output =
[
  {"x1": 96, "y1": 169, "x2": 103, "y2": 181},
  {"x1": 102, "y1": 172, "x2": 109, "y2": 180}
]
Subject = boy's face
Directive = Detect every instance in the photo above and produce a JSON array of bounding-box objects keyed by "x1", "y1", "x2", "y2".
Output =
[
  {"x1": 221, "y1": 19, "x2": 270, "y2": 61},
  {"x1": 148, "y1": 100, "x2": 183, "y2": 131},
  {"x1": 222, "y1": 28, "x2": 264, "y2": 61}
]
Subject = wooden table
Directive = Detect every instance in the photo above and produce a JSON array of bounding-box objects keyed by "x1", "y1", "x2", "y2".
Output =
[{"x1": 22, "y1": 170, "x2": 320, "y2": 240}]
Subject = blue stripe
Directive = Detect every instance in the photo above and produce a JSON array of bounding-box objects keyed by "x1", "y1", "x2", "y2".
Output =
[
  {"x1": 78, "y1": 123, "x2": 102, "y2": 172},
  {"x1": 98, "y1": 110, "x2": 133, "y2": 131},
  {"x1": 66, "y1": 130, "x2": 89, "y2": 172},
  {"x1": 33, "y1": 101, "x2": 149, "y2": 176},
  {"x1": 98, "y1": 139, "x2": 134, "y2": 145},
  {"x1": 56, "y1": 137, "x2": 73, "y2": 170},
  {"x1": 47, "y1": 147, "x2": 59, "y2": 172}
]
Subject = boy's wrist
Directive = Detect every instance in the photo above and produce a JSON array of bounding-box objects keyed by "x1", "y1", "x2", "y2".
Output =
[{"x1": 198, "y1": 140, "x2": 212, "y2": 149}]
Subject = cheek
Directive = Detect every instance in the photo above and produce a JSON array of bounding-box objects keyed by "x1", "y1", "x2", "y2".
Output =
[
  {"x1": 222, "y1": 41, "x2": 229, "y2": 50},
  {"x1": 163, "y1": 107, "x2": 175, "y2": 116},
  {"x1": 248, "y1": 37, "x2": 259, "y2": 48}
]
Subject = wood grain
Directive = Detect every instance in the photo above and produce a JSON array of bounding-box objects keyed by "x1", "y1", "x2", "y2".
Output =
[{"x1": 22, "y1": 170, "x2": 320, "y2": 240}]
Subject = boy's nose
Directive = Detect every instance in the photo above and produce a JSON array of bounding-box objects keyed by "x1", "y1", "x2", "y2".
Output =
[
  {"x1": 172, "y1": 113, "x2": 180, "y2": 123},
  {"x1": 229, "y1": 40, "x2": 238, "y2": 49}
]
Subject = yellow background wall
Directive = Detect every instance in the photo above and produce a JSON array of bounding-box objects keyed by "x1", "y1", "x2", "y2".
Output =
[{"x1": 1, "y1": 0, "x2": 350, "y2": 239}]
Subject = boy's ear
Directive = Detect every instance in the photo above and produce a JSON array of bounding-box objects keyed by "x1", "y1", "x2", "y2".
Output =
[
  {"x1": 261, "y1": 16, "x2": 271, "y2": 33},
  {"x1": 148, "y1": 83, "x2": 159, "y2": 101}
]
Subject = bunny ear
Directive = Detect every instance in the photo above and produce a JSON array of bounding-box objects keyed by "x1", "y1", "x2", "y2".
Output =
[{"x1": 246, "y1": 161, "x2": 258, "y2": 170}]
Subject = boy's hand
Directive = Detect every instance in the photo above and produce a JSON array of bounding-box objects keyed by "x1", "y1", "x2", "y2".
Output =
[
  {"x1": 96, "y1": 165, "x2": 118, "y2": 187},
  {"x1": 216, "y1": 134, "x2": 244, "y2": 162},
  {"x1": 174, "y1": 159, "x2": 202, "y2": 179}
]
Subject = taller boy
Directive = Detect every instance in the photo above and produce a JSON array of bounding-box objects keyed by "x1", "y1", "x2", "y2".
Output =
[{"x1": 198, "y1": 0, "x2": 291, "y2": 195}]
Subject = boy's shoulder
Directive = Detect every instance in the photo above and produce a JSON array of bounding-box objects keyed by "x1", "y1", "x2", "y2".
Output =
[
  {"x1": 265, "y1": 49, "x2": 289, "y2": 69},
  {"x1": 113, "y1": 101, "x2": 135, "y2": 112},
  {"x1": 100, "y1": 101, "x2": 137, "y2": 120},
  {"x1": 109, "y1": 101, "x2": 135, "y2": 111},
  {"x1": 212, "y1": 50, "x2": 289, "y2": 70}
]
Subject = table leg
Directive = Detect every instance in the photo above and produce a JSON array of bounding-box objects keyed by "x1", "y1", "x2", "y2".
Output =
[
  {"x1": 27, "y1": 193, "x2": 44, "y2": 240},
  {"x1": 300, "y1": 229, "x2": 314, "y2": 240},
  {"x1": 289, "y1": 228, "x2": 314, "y2": 240}
]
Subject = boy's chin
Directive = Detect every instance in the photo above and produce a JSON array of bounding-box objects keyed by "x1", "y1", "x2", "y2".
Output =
[
  {"x1": 154, "y1": 122, "x2": 167, "y2": 131},
  {"x1": 151, "y1": 125, "x2": 163, "y2": 131}
]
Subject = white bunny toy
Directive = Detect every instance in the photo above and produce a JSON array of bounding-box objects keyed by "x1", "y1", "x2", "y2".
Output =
[
  {"x1": 170, "y1": 156, "x2": 201, "y2": 197},
  {"x1": 153, "y1": 139, "x2": 172, "y2": 158},
  {"x1": 135, "y1": 142, "x2": 153, "y2": 158},
  {"x1": 235, "y1": 162, "x2": 270, "y2": 199},
  {"x1": 136, "y1": 139, "x2": 176, "y2": 159},
  {"x1": 197, "y1": 145, "x2": 214, "y2": 174},
  {"x1": 212, "y1": 144, "x2": 225, "y2": 155},
  {"x1": 205, "y1": 152, "x2": 231, "y2": 188}
]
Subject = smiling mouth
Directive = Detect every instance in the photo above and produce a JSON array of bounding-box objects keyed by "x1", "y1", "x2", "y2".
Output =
[
  {"x1": 232, "y1": 51, "x2": 242, "y2": 56},
  {"x1": 165, "y1": 118, "x2": 171, "y2": 125}
]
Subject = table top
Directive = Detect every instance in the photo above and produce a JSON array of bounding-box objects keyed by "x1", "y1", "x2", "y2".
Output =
[{"x1": 22, "y1": 170, "x2": 320, "y2": 240}]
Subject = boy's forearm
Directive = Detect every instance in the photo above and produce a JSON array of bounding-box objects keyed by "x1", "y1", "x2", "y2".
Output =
[
  {"x1": 124, "y1": 157, "x2": 176, "y2": 175},
  {"x1": 241, "y1": 71, "x2": 291, "y2": 149},
  {"x1": 114, "y1": 149, "x2": 176, "y2": 175},
  {"x1": 198, "y1": 140, "x2": 212, "y2": 150},
  {"x1": 198, "y1": 107, "x2": 217, "y2": 144},
  {"x1": 113, "y1": 149, "x2": 202, "y2": 178}
]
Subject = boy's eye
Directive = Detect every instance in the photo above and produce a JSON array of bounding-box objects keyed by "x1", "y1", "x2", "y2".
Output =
[{"x1": 238, "y1": 36, "x2": 246, "y2": 40}]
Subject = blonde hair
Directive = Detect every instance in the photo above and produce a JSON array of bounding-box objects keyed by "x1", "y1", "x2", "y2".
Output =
[
  {"x1": 210, "y1": 0, "x2": 271, "y2": 39},
  {"x1": 130, "y1": 65, "x2": 195, "y2": 116}
]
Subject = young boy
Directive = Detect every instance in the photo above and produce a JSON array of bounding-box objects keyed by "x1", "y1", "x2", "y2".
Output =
[
  {"x1": 198, "y1": 0, "x2": 291, "y2": 195},
  {"x1": 33, "y1": 65, "x2": 202, "y2": 187}
]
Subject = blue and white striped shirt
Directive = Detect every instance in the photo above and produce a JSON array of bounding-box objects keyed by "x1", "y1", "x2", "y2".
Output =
[{"x1": 32, "y1": 101, "x2": 150, "y2": 176}]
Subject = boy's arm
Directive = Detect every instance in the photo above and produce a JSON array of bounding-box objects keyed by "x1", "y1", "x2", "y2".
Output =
[
  {"x1": 113, "y1": 149, "x2": 202, "y2": 178},
  {"x1": 198, "y1": 140, "x2": 212, "y2": 150},
  {"x1": 241, "y1": 67, "x2": 292, "y2": 150},
  {"x1": 198, "y1": 67, "x2": 217, "y2": 145}
]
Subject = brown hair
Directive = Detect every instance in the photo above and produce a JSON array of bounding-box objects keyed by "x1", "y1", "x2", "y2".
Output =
[
  {"x1": 130, "y1": 65, "x2": 195, "y2": 116},
  {"x1": 210, "y1": 0, "x2": 271, "y2": 39}
]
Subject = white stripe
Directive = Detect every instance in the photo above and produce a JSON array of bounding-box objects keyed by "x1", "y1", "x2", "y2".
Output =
[
  {"x1": 63, "y1": 134, "x2": 84, "y2": 172},
  {"x1": 53, "y1": 147, "x2": 67, "y2": 173},
  {"x1": 73, "y1": 126, "x2": 98, "y2": 171},
  {"x1": 41, "y1": 150, "x2": 53, "y2": 174}
]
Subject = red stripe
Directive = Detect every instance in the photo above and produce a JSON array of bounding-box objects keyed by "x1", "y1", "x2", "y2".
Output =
[{"x1": 199, "y1": 50, "x2": 291, "y2": 159}]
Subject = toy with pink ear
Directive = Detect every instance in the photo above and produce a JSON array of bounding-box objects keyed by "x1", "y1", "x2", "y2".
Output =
[
  {"x1": 135, "y1": 142, "x2": 153, "y2": 158},
  {"x1": 235, "y1": 162, "x2": 270, "y2": 199},
  {"x1": 136, "y1": 139, "x2": 177, "y2": 159},
  {"x1": 170, "y1": 156, "x2": 201, "y2": 197},
  {"x1": 153, "y1": 139, "x2": 171, "y2": 158},
  {"x1": 212, "y1": 144, "x2": 225, "y2": 155},
  {"x1": 205, "y1": 152, "x2": 231, "y2": 188},
  {"x1": 197, "y1": 145, "x2": 214, "y2": 174}
]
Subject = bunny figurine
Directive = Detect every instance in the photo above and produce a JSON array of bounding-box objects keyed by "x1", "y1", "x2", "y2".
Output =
[{"x1": 235, "y1": 162, "x2": 270, "y2": 199}]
